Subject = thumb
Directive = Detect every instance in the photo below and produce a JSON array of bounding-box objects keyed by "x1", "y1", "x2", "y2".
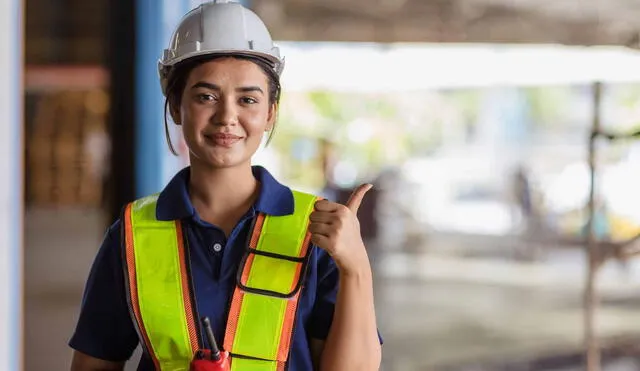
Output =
[{"x1": 346, "y1": 183, "x2": 373, "y2": 213}]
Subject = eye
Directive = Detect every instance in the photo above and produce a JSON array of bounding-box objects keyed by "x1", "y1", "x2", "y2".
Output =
[
  {"x1": 197, "y1": 93, "x2": 216, "y2": 103},
  {"x1": 240, "y1": 97, "x2": 258, "y2": 105}
]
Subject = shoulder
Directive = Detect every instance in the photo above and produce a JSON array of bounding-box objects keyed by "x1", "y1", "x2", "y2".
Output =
[
  {"x1": 125, "y1": 193, "x2": 162, "y2": 212},
  {"x1": 103, "y1": 219, "x2": 122, "y2": 245},
  {"x1": 94, "y1": 219, "x2": 122, "y2": 269},
  {"x1": 291, "y1": 189, "x2": 320, "y2": 208},
  {"x1": 124, "y1": 193, "x2": 164, "y2": 222},
  {"x1": 290, "y1": 188, "x2": 319, "y2": 198}
]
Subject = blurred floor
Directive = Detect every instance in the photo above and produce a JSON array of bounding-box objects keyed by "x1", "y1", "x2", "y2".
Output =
[
  {"x1": 25, "y1": 208, "x2": 101, "y2": 371},
  {"x1": 24, "y1": 208, "x2": 141, "y2": 371},
  {"x1": 25, "y1": 209, "x2": 640, "y2": 371}
]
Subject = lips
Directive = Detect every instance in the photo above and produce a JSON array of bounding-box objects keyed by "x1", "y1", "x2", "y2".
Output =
[{"x1": 204, "y1": 133, "x2": 242, "y2": 147}]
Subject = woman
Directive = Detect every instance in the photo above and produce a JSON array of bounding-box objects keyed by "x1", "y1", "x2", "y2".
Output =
[{"x1": 69, "y1": 1, "x2": 381, "y2": 370}]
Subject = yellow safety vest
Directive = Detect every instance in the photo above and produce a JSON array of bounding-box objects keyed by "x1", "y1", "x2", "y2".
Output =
[{"x1": 122, "y1": 190, "x2": 318, "y2": 371}]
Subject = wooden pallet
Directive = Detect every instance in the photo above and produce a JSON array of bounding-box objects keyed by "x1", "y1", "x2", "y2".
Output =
[{"x1": 26, "y1": 85, "x2": 108, "y2": 208}]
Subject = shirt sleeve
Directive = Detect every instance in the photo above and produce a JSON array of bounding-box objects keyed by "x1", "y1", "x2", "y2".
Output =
[
  {"x1": 307, "y1": 246, "x2": 383, "y2": 344},
  {"x1": 68, "y1": 221, "x2": 140, "y2": 361},
  {"x1": 307, "y1": 246, "x2": 339, "y2": 340}
]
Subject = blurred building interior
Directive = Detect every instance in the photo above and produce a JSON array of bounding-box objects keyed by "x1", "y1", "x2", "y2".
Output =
[{"x1": 16, "y1": 0, "x2": 640, "y2": 370}]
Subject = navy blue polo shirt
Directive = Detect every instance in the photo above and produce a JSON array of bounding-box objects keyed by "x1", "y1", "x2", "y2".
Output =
[{"x1": 69, "y1": 166, "x2": 342, "y2": 370}]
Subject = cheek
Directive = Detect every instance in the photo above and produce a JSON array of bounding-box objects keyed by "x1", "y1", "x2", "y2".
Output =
[
  {"x1": 181, "y1": 103, "x2": 209, "y2": 128},
  {"x1": 179, "y1": 112, "x2": 205, "y2": 146},
  {"x1": 244, "y1": 122, "x2": 269, "y2": 142},
  {"x1": 242, "y1": 109, "x2": 271, "y2": 134}
]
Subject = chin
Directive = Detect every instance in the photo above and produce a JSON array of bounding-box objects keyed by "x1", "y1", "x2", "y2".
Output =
[
  {"x1": 192, "y1": 145, "x2": 255, "y2": 169},
  {"x1": 206, "y1": 155, "x2": 249, "y2": 169},
  {"x1": 208, "y1": 162, "x2": 242, "y2": 169}
]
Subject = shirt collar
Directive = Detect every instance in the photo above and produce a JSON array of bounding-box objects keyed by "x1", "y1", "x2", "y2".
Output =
[{"x1": 156, "y1": 165, "x2": 294, "y2": 221}]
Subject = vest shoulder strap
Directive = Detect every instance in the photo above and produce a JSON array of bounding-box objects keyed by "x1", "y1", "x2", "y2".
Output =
[
  {"x1": 224, "y1": 189, "x2": 319, "y2": 370},
  {"x1": 129, "y1": 194, "x2": 160, "y2": 222},
  {"x1": 122, "y1": 194, "x2": 200, "y2": 370}
]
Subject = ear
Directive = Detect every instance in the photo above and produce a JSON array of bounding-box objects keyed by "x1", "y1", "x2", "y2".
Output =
[
  {"x1": 168, "y1": 98, "x2": 182, "y2": 126},
  {"x1": 265, "y1": 103, "x2": 278, "y2": 131}
]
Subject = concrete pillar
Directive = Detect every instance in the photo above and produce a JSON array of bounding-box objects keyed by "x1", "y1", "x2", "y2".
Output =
[{"x1": 0, "y1": 0, "x2": 23, "y2": 369}]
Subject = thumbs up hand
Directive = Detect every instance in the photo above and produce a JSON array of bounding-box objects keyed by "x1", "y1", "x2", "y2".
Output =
[{"x1": 309, "y1": 184, "x2": 373, "y2": 275}]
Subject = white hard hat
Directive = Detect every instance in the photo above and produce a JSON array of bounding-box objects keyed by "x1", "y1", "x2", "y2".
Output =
[{"x1": 158, "y1": 0, "x2": 284, "y2": 95}]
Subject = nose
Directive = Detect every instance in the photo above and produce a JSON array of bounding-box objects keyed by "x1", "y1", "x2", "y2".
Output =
[{"x1": 213, "y1": 97, "x2": 238, "y2": 127}]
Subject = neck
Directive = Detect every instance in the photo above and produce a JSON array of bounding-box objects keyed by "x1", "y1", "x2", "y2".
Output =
[{"x1": 188, "y1": 161, "x2": 259, "y2": 218}]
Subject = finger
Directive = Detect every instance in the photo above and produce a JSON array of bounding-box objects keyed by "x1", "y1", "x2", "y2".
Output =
[
  {"x1": 310, "y1": 234, "x2": 331, "y2": 251},
  {"x1": 314, "y1": 199, "x2": 341, "y2": 213},
  {"x1": 309, "y1": 222, "x2": 333, "y2": 237},
  {"x1": 309, "y1": 211, "x2": 336, "y2": 224},
  {"x1": 346, "y1": 183, "x2": 373, "y2": 213}
]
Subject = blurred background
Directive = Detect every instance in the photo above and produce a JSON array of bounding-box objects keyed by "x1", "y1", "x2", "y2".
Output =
[{"x1": 4, "y1": 0, "x2": 640, "y2": 370}]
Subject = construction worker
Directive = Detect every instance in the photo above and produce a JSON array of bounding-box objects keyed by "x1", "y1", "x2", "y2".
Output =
[{"x1": 69, "y1": 1, "x2": 382, "y2": 371}]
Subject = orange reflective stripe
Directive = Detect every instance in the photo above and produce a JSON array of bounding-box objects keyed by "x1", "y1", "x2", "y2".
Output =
[
  {"x1": 277, "y1": 228, "x2": 312, "y2": 361},
  {"x1": 123, "y1": 203, "x2": 161, "y2": 370},
  {"x1": 223, "y1": 213, "x2": 265, "y2": 353},
  {"x1": 176, "y1": 220, "x2": 200, "y2": 353}
]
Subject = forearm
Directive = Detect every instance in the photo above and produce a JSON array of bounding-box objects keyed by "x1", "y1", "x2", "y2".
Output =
[{"x1": 320, "y1": 263, "x2": 381, "y2": 371}]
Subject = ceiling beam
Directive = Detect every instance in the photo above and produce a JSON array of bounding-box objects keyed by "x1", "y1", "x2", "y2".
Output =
[{"x1": 252, "y1": 0, "x2": 638, "y2": 46}]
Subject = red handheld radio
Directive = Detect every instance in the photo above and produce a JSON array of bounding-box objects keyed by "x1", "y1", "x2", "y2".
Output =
[{"x1": 190, "y1": 317, "x2": 230, "y2": 371}]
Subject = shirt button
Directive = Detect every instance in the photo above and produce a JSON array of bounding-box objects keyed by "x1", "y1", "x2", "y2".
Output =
[{"x1": 212, "y1": 243, "x2": 223, "y2": 253}]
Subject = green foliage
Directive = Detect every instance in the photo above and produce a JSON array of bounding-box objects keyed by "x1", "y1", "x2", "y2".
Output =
[
  {"x1": 523, "y1": 86, "x2": 572, "y2": 126},
  {"x1": 307, "y1": 90, "x2": 349, "y2": 124}
]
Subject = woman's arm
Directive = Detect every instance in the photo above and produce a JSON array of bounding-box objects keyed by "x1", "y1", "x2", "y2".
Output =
[
  {"x1": 319, "y1": 266, "x2": 381, "y2": 371},
  {"x1": 68, "y1": 223, "x2": 139, "y2": 369},
  {"x1": 308, "y1": 184, "x2": 382, "y2": 371}
]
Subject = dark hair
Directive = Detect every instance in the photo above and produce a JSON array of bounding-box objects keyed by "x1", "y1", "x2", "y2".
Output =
[{"x1": 163, "y1": 55, "x2": 282, "y2": 155}]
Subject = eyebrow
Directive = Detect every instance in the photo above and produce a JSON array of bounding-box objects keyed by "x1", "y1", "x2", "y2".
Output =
[{"x1": 191, "y1": 82, "x2": 264, "y2": 94}]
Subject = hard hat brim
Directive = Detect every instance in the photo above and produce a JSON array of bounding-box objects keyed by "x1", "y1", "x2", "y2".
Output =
[{"x1": 158, "y1": 50, "x2": 284, "y2": 96}]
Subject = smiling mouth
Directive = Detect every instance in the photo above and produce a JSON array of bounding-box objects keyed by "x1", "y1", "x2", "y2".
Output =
[{"x1": 204, "y1": 133, "x2": 242, "y2": 147}]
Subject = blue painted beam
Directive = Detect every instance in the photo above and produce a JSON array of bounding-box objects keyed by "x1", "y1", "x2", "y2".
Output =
[
  {"x1": 135, "y1": 0, "x2": 166, "y2": 197},
  {"x1": 135, "y1": 0, "x2": 196, "y2": 197}
]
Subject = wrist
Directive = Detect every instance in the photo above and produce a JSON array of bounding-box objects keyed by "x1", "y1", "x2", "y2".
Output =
[{"x1": 336, "y1": 253, "x2": 373, "y2": 280}]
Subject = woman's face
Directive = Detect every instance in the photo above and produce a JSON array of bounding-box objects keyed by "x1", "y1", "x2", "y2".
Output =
[{"x1": 175, "y1": 57, "x2": 276, "y2": 169}]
